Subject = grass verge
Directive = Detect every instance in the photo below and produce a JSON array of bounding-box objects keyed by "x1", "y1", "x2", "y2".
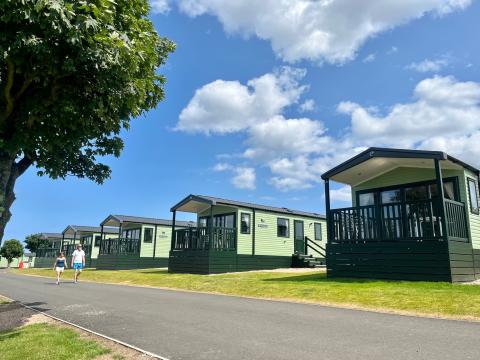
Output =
[
  {"x1": 0, "y1": 323, "x2": 109, "y2": 360},
  {"x1": 13, "y1": 268, "x2": 480, "y2": 320}
]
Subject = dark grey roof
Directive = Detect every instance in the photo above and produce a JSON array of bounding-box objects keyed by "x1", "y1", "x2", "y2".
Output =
[
  {"x1": 40, "y1": 233, "x2": 63, "y2": 240},
  {"x1": 172, "y1": 195, "x2": 326, "y2": 219},
  {"x1": 63, "y1": 225, "x2": 118, "y2": 235},
  {"x1": 101, "y1": 214, "x2": 195, "y2": 227},
  {"x1": 322, "y1": 147, "x2": 479, "y2": 180}
]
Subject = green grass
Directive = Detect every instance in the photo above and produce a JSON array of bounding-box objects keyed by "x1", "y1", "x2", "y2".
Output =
[
  {"x1": 0, "y1": 323, "x2": 109, "y2": 360},
  {"x1": 14, "y1": 268, "x2": 480, "y2": 320}
]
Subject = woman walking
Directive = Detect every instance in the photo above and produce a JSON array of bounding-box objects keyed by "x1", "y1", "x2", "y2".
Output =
[{"x1": 53, "y1": 252, "x2": 67, "y2": 285}]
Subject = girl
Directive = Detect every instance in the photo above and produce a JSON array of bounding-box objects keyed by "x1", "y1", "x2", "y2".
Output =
[{"x1": 53, "y1": 252, "x2": 67, "y2": 285}]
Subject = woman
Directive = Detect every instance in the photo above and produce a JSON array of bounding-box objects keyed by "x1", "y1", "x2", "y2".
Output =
[{"x1": 53, "y1": 252, "x2": 67, "y2": 285}]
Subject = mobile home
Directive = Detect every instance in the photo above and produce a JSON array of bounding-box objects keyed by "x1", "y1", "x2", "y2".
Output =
[
  {"x1": 97, "y1": 215, "x2": 195, "y2": 270},
  {"x1": 169, "y1": 195, "x2": 327, "y2": 274},
  {"x1": 322, "y1": 147, "x2": 480, "y2": 282}
]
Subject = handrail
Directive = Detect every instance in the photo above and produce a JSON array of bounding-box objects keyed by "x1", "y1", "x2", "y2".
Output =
[
  {"x1": 173, "y1": 226, "x2": 237, "y2": 251},
  {"x1": 305, "y1": 236, "x2": 325, "y2": 257},
  {"x1": 99, "y1": 237, "x2": 140, "y2": 255}
]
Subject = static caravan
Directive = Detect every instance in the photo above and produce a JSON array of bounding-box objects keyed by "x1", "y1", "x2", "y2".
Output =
[
  {"x1": 322, "y1": 147, "x2": 480, "y2": 282},
  {"x1": 62, "y1": 225, "x2": 118, "y2": 268},
  {"x1": 97, "y1": 215, "x2": 195, "y2": 270},
  {"x1": 169, "y1": 195, "x2": 327, "y2": 274},
  {"x1": 33, "y1": 232, "x2": 64, "y2": 267}
]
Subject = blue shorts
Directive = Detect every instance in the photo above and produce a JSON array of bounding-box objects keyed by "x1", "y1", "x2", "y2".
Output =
[{"x1": 73, "y1": 263, "x2": 83, "y2": 271}]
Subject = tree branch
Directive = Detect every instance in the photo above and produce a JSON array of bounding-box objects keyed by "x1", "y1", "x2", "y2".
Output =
[
  {"x1": 15, "y1": 156, "x2": 34, "y2": 177},
  {"x1": 14, "y1": 77, "x2": 33, "y2": 101},
  {"x1": 1, "y1": 58, "x2": 15, "y2": 123}
]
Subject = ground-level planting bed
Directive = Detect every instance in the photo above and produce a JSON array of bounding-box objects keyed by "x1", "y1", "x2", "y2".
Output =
[{"x1": 14, "y1": 268, "x2": 480, "y2": 320}]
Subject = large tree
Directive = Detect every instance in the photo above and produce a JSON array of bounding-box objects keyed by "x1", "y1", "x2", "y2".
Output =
[
  {"x1": 0, "y1": 0, "x2": 175, "y2": 239},
  {"x1": 25, "y1": 233, "x2": 50, "y2": 253},
  {"x1": 0, "y1": 239, "x2": 24, "y2": 267}
]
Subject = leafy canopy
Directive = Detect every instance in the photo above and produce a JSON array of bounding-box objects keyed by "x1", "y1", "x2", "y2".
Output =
[
  {"x1": 25, "y1": 233, "x2": 50, "y2": 252},
  {"x1": 0, "y1": 239, "x2": 24, "y2": 263},
  {"x1": 0, "y1": 0, "x2": 175, "y2": 182}
]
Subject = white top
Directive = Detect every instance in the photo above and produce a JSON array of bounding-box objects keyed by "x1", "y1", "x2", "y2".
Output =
[{"x1": 72, "y1": 249, "x2": 85, "y2": 264}]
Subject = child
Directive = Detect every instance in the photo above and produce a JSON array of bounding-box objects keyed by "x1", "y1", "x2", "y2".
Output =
[{"x1": 53, "y1": 252, "x2": 67, "y2": 285}]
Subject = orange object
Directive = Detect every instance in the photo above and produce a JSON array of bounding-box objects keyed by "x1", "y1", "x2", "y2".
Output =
[{"x1": 18, "y1": 261, "x2": 24, "y2": 269}]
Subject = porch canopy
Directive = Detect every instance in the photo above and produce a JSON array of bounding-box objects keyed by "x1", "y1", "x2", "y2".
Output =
[
  {"x1": 321, "y1": 147, "x2": 477, "y2": 186},
  {"x1": 321, "y1": 147, "x2": 479, "y2": 244}
]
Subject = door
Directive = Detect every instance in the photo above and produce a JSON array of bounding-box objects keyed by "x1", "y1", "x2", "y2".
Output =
[{"x1": 294, "y1": 220, "x2": 305, "y2": 254}]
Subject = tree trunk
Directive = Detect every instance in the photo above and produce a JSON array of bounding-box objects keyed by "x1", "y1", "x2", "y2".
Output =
[{"x1": 0, "y1": 155, "x2": 20, "y2": 242}]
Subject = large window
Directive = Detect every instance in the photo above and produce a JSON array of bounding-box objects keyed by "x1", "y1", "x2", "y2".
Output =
[
  {"x1": 468, "y1": 178, "x2": 479, "y2": 214},
  {"x1": 277, "y1": 218, "x2": 289, "y2": 238},
  {"x1": 143, "y1": 228, "x2": 153, "y2": 243},
  {"x1": 94, "y1": 235, "x2": 101, "y2": 247},
  {"x1": 314, "y1": 223, "x2": 322, "y2": 241},
  {"x1": 122, "y1": 228, "x2": 141, "y2": 241},
  {"x1": 359, "y1": 193, "x2": 374, "y2": 206},
  {"x1": 240, "y1": 213, "x2": 251, "y2": 234},
  {"x1": 199, "y1": 214, "x2": 236, "y2": 229}
]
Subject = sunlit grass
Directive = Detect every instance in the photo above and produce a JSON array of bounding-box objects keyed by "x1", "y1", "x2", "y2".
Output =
[
  {"x1": 0, "y1": 323, "x2": 109, "y2": 360},
  {"x1": 14, "y1": 268, "x2": 480, "y2": 320}
]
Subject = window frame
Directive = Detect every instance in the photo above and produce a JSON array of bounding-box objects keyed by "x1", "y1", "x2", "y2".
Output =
[
  {"x1": 143, "y1": 227, "x2": 154, "y2": 243},
  {"x1": 94, "y1": 235, "x2": 101, "y2": 247},
  {"x1": 240, "y1": 212, "x2": 251, "y2": 234},
  {"x1": 277, "y1": 217, "x2": 290, "y2": 238},
  {"x1": 467, "y1": 178, "x2": 480, "y2": 215},
  {"x1": 314, "y1": 222, "x2": 322, "y2": 241}
]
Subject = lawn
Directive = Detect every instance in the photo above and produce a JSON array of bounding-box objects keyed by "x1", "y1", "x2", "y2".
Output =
[
  {"x1": 0, "y1": 323, "x2": 109, "y2": 360},
  {"x1": 14, "y1": 268, "x2": 480, "y2": 320}
]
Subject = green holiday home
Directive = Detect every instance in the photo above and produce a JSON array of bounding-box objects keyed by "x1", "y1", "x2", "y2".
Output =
[
  {"x1": 97, "y1": 215, "x2": 195, "y2": 270},
  {"x1": 322, "y1": 147, "x2": 480, "y2": 282},
  {"x1": 169, "y1": 195, "x2": 327, "y2": 274}
]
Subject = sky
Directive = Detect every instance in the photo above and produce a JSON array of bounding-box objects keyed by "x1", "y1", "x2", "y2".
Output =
[{"x1": 5, "y1": 0, "x2": 480, "y2": 241}]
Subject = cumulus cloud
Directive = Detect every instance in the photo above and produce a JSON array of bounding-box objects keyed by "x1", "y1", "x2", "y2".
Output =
[
  {"x1": 175, "y1": 0, "x2": 470, "y2": 64},
  {"x1": 150, "y1": 0, "x2": 171, "y2": 14},
  {"x1": 330, "y1": 186, "x2": 353, "y2": 202},
  {"x1": 177, "y1": 67, "x2": 307, "y2": 134},
  {"x1": 180, "y1": 71, "x2": 480, "y2": 192},
  {"x1": 362, "y1": 53, "x2": 376, "y2": 63},
  {"x1": 406, "y1": 58, "x2": 449, "y2": 72},
  {"x1": 299, "y1": 99, "x2": 316, "y2": 113}
]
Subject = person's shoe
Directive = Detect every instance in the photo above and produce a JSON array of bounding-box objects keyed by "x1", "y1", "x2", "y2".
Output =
[{"x1": 56, "y1": 281, "x2": 59, "y2": 285}]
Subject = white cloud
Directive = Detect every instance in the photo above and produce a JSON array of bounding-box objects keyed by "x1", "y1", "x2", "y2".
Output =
[
  {"x1": 406, "y1": 58, "x2": 449, "y2": 73},
  {"x1": 176, "y1": 0, "x2": 470, "y2": 64},
  {"x1": 213, "y1": 163, "x2": 256, "y2": 190},
  {"x1": 362, "y1": 53, "x2": 376, "y2": 63},
  {"x1": 177, "y1": 67, "x2": 307, "y2": 134},
  {"x1": 231, "y1": 167, "x2": 256, "y2": 190},
  {"x1": 150, "y1": 0, "x2": 171, "y2": 14},
  {"x1": 330, "y1": 186, "x2": 352, "y2": 202},
  {"x1": 299, "y1": 99, "x2": 316, "y2": 113},
  {"x1": 181, "y1": 72, "x2": 480, "y2": 192}
]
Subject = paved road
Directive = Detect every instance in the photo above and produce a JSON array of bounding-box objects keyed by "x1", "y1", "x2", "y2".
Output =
[{"x1": 1, "y1": 272, "x2": 479, "y2": 360}]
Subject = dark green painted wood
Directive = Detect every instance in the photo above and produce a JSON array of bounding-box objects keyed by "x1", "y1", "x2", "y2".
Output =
[{"x1": 96, "y1": 254, "x2": 168, "y2": 270}]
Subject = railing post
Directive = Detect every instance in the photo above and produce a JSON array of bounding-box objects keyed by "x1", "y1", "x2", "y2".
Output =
[
  {"x1": 324, "y1": 179, "x2": 331, "y2": 243},
  {"x1": 435, "y1": 159, "x2": 449, "y2": 241},
  {"x1": 171, "y1": 210, "x2": 176, "y2": 251}
]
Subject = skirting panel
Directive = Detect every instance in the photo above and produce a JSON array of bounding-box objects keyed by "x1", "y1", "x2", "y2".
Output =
[
  {"x1": 96, "y1": 254, "x2": 168, "y2": 270},
  {"x1": 169, "y1": 251, "x2": 292, "y2": 274}
]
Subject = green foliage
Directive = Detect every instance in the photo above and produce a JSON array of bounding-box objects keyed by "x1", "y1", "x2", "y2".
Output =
[
  {"x1": 0, "y1": 323, "x2": 109, "y2": 360},
  {"x1": 0, "y1": 0, "x2": 175, "y2": 182},
  {"x1": 0, "y1": 239, "x2": 23, "y2": 264},
  {"x1": 24, "y1": 233, "x2": 49, "y2": 252}
]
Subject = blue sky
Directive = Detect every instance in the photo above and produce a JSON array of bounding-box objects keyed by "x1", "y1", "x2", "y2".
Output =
[{"x1": 5, "y1": 0, "x2": 480, "y2": 241}]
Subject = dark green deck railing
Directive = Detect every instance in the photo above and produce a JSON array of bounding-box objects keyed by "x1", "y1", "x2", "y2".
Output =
[
  {"x1": 36, "y1": 247, "x2": 61, "y2": 258},
  {"x1": 173, "y1": 227, "x2": 236, "y2": 251},
  {"x1": 99, "y1": 238, "x2": 140, "y2": 255},
  {"x1": 330, "y1": 198, "x2": 469, "y2": 243}
]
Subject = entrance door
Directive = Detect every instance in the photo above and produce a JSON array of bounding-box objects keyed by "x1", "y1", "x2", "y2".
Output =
[{"x1": 294, "y1": 220, "x2": 305, "y2": 254}]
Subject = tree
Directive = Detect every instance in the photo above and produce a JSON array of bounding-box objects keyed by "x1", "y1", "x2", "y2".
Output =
[
  {"x1": 0, "y1": 239, "x2": 24, "y2": 267},
  {"x1": 25, "y1": 233, "x2": 50, "y2": 253},
  {"x1": 0, "y1": 0, "x2": 175, "y2": 239}
]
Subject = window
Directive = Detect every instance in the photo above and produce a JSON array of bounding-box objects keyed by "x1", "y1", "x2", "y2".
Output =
[
  {"x1": 381, "y1": 189, "x2": 402, "y2": 204},
  {"x1": 468, "y1": 178, "x2": 479, "y2": 214},
  {"x1": 277, "y1": 218, "x2": 289, "y2": 237},
  {"x1": 359, "y1": 192, "x2": 374, "y2": 206},
  {"x1": 143, "y1": 228, "x2": 153, "y2": 243},
  {"x1": 240, "y1": 213, "x2": 251, "y2": 234},
  {"x1": 94, "y1": 235, "x2": 101, "y2": 247},
  {"x1": 314, "y1": 223, "x2": 322, "y2": 241},
  {"x1": 122, "y1": 228, "x2": 141, "y2": 240}
]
